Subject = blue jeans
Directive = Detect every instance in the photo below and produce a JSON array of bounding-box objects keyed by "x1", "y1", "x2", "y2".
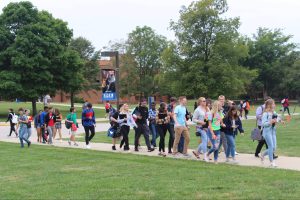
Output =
[
  {"x1": 27, "y1": 128, "x2": 32, "y2": 139},
  {"x1": 225, "y1": 134, "x2": 235, "y2": 159},
  {"x1": 178, "y1": 135, "x2": 184, "y2": 153},
  {"x1": 19, "y1": 126, "x2": 30, "y2": 147},
  {"x1": 149, "y1": 123, "x2": 158, "y2": 146},
  {"x1": 197, "y1": 129, "x2": 208, "y2": 154},
  {"x1": 262, "y1": 129, "x2": 277, "y2": 162},
  {"x1": 207, "y1": 130, "x2": 221, "y2": 161}
]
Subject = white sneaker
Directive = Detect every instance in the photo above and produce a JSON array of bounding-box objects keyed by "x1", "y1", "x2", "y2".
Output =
[
  {"x1": 259, "y1": 154, "x2": 265, "y2": 163},
  {"x1": 235, "y1": 151, "x2": 239, "y2": 155},
  {"x1": 203, "y1": 157, "x2": 209, "y2": 162},
  {"x1": 86, "y1": 145, "x2": 91, "y2": 149},
  {"x1": 270, "y1": 162, "x2": 278, "y2": 168},
  {"x1": 60, "y1": 139, "x2": 63, "y2": 143},
  {"x1": 225, "y1": 158, "x2": 230, "y2": 163}
]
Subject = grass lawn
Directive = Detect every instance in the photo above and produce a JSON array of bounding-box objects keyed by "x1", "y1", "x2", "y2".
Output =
[
  {"x1": 0, "y1": 102, "x2": 106, "y2": 121},
  {"x1": 0, "y1": 142, "x2": 299, "y2": 200},
  {"x1": 74, "y1": 116, "x2": 300, "y2": 157}
]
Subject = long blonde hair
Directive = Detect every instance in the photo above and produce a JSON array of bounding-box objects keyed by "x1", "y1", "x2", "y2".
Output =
[
  {"x1": 120, "y1": 103, "x2": 129, "y2": 113},
  {"x1": 211, "y1": 100, "x2": 220, "y2": 115},
  {"x1": 264, "y1": 99, "x2": 275, "y2": 113},
  {"x1": 198, "y1": 97, "x2": 209, "y2": 112}
]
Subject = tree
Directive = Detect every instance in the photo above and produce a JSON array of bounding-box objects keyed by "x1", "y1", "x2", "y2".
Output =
[
  {"x1": 244, "y1": 28, "x2": 297, "y2": 98},
  {"x1": 0, "y1": 1, "x2": 74, "y2": 115},
  {"x1": 126, "y1": 26, "x2": 168, "y2": 98},
  {"x1": 69, "y1": 37, "x2": 100, "y2": 107},
  {"x1": 168, "y1": 0, "x2": 256, "y2": 98}
]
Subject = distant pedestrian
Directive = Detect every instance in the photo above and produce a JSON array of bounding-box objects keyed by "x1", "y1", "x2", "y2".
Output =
[
  {"x1": 243, "y1": 100, "x2": 250, "y2": 119},
  {"x1": 148, "y1": 102, "x2": 158, "y2": 148},
  {"x1": 6, "y1": 108, "x2": 18, "y2": 137},
  {"x1": 45, "y1": 107, "x2": 56, "y2": 144},
  {"x1": 24, "y1": 109, "x2": 33, "y2": 140},
  {"x1": 54, "y1": 108, "x2": 63, "y2": 142},
  {"x1": 34, "y1": 110, "x2": 42, "y2": 143},
  {"x1": 105, "y1": 101, "x2": 111, "y2": 118},
  {"x1": 40, "y1": 106, "x2": 49, "y2": 143},
  {"x1": 281, "y1": 97, "x2": 290, "y2": 116},
  {"x1": 82, "y1": 103, "x2": 96, "y2": 149},
  {"x1": 66, "y1": 107, "x2": 78, "y2": 146},
  {"x1": 16, "y1": 108, "x2": 31, "y2": 148},
  {"x1": 156, "y1": 102, "x2": 170, "y2": 157}
]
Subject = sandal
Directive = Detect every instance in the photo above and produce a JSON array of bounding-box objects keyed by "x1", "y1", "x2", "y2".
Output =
[{"x1": 192, "y1": 151, "x2": 200, "y2": 159}]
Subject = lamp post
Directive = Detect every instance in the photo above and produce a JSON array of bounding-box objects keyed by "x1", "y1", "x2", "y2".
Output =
[{"x1": 100, "y1": 51, "x2": 120, "y2": 109}]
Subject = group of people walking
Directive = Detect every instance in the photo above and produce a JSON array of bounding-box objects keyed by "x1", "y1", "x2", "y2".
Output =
[{"x1": 6, "y1": 95, "x2": 282, "y2": 167}]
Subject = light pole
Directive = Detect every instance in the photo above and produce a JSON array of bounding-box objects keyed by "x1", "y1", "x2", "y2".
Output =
[{"x1": 100, "y1": 51, "x2": 120, "y2": 109}]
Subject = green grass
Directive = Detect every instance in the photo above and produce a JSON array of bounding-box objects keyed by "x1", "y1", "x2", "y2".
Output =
[
  {"x1": 74, "y1": 116, "x2": 300, "y2": 157},
  {"x1": 0, "y1": 102, "x2": 106, "y2": 121},
  {"x1": 0, "y1": 142, "x2": 299, "y2": 199}
]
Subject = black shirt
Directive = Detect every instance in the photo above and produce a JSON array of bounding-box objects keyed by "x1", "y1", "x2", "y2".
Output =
[{"x1": 134, "y1": 106, "x2": 148, "y2": 124}]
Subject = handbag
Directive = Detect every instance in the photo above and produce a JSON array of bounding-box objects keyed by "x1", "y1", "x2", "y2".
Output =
[
  {"x1": 71, "y1": 123, "x2": 77, "y2": 131},
  {"x1": 107, "y1": 127, "x2": 116, "y2": 138}
]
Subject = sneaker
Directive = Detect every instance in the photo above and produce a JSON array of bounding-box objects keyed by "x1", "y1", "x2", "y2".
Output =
[
  {"x1": 158, "y1": 152, "x2": 163, "y2": 156},
  {"x1": 86, "y1": 145, "x2": 91, "y2": 149},
  {"x1": 124, "y1": 147, "x2": 130, "y2": 151},
  {"x1": 235, "y1": 151, "x2": 239, "y2": 155},
  {"x1": 148, "y1": 148, "x2": 155, "y2": 152},
  {"x1": 255, "y1": 154, "x2": 259, "y2": 158},
  {"x1": 28, "y1": 141, "x2": 31, "y2": 148},
  {"x1": 270, "y1": 162, "x2": 278, "y2": 168},
  {"x1": 203, "y1": 157, "x2": 209, "y2": 162},
  {"x1": 74, "y1": 143, "x2": 79, "y2": 146},
  {"x1": 134, "y1": 148, "x2": 139, "y2": 152},
  {"x1": 273, "y1": 155, "x2": 279, "y2": 159},
  {"x1": 231, "y1": 159, "x2": 238, "y2": 164},
  {"x1": 192, "y1": 151, "x2": 200, "y2": 159},
  {"x1": 112, "y1": 146, "x2": 116, "y2": 151},
  {"x1": 68, "y1": 141, "x2": 71, "y2": 146},
  {"x1": 225, "y1": 158, "x2": 230, "y2": 163},
  {"x1": 259, "y1": 154, "x2": 265, "y2": 163}
]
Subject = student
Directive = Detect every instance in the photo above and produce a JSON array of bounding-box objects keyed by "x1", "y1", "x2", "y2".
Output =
[
  {"x1": 40, "y1": 106, "x2": 49, "y2": 143},
  {"x1": 54, "y1": 109, "x2": 63, "y2": 142},
  {"x1": 239, "y1": 100, "x2": 244, "y2": 118},
  {"x1": 45, "y1": 107, "x2": 56, "y2": 144},
  {"x1": 223, "y1": 106, "x2": 244, "y2": 163},
  {"x1": 25, "y1": 109, "x2": 33, "y2": 140},
  {"x1": 148, "y1": 102, "x2": 158, "y2": 148},
  {"x1": 172, "y1": 96, "x2": 190, "y2": 157},
  {"x1": 16, "y1": 108, "x2": 31, "y2": 148},
  {"x1": 192, "y1": 97, "x2": 210, "y2": 161},
  {"x1": 207, "y1": 101, "x2": 225, "y2": 163},
  {"x1": 119, "y1": 103, "x2": 137, "y2": 151},
  {"x1": 166, "y1": 97, "x2": 177, "y2": 154},
  {"x1": 110, "y1": 104, "x2": 123, "y2": 150},
  {"x1": 243, "y1": 99, "x2": 250, "y2": 119},
  {"x1": 6, "y1": 108, "x2": 18, "y2": 137},
  {"x1": 34, "y1": 110, "x2": 42, "y2": 143},
  {"x1": 105, "y1": 101, "x2": 111, "y2": 118},
  {"x1": 156, "y1": 102, "x2": 170, "y2": 157},
  {"x1": 218, "y1": 95, "x2": 228, "y2": 155},
  {"x1": 82, "y1": 103, "x2": 96, "y2": 149},
  {"x1": 133, "y1": 99, "x2": 155, "y2": 152},
  {"x1": 66, "y1": 107, "x2": 78, "y2": 146},
  {"x1": 260, "y1": 99, "x2": 282, "y2": 167},
  {"x1": 281, "y1": 97, "x2": 290, "y2": 116}
]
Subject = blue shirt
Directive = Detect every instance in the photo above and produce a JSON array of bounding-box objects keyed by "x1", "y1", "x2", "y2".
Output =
[
  {"x1": 82, "y1": 108, "x2": 95, "y2": 127},
  {"x1": 40, "y1": 111, "x2": 47, "y2": 125},
  {"x1": 174, "y1": 105, "x2": 186, "y2": 127},
  {"x1": 148, "y1": 108, "x2": 157, "y2": 124}
]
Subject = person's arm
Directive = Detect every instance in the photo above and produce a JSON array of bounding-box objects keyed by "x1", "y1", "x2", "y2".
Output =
[
  {"x1": 192, "y1": 109, "x2": 204, "y2": 125},
  {"x1": 6, "y1": 113, "x2": 11, "y2": 123},
  {"x1": 92, "y1": 110, "x2": 96, "y2": 124},
  {"x1": 262, "y1": 113, "x2": 273, "y2": 128},
  {"x1": 237, "y1": 118, "x2": 244, "y2": 135},
  {"x1": 81, "y1": 110, "x2": 86, "y2": 125},
  {"x1": 173, "y1": 107, "x2": 179, "y2": 126},
  {"x1": 256, "y1": 106, "x2": 263, "y2": 120}
]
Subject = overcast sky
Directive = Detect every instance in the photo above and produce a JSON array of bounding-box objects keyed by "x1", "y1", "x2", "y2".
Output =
[{"x1": 1, "y1": 0, "x2": 300, "y2": 50}]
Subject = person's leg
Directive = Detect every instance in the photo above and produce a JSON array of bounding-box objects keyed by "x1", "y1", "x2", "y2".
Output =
[
  {"x1": 142, "y1": 124, "x2": 152, "y2": 150},
  {"x1": 134, "y1": 126, "x2": 142, "y2": 149},
  {"x1": 213, "y1": 131, "x2": 221, "y2": 161},
  {"x1": 178, "y1": 135, "x2": 184, "y2": 153},
  {"x1": 263, "y1": 132, "x2": 273, "y2": 162},
  {"x1": 272, "y1": 130, "x2": 277, "y2": 156},
  {"x1": 123, "y1": 126, "x2": 130, "y2": 149},
  {"x1": 84, "y1": 126, "x2": 90, "y2": 145},
  {"x1": 27, "y1": 128, "x2": 32, "y2": 140},
  {"x1": 199, "y1": 129, "x2": 208, "y2": 157},
  {"x1": 19, "y1": 128, "x2": 24, "y2": 147},
  {"x1": 167, "y1": 124, "x2": 175, "y2": 153},
  {"x1": 41, "y1": 127, "x2": 47, "y2": 143},
  {"x1": 287, "y1": 107, "x2": 290, "y2": 115},
  {"x1": 182, "y1": 127, "x2": 190, "y2": 154},
  {"x1": 157, "y1": 125, "x2": 163, "y2": 152},
  {"x1": 22, "y1": 127, "x2": 30, "y2": 144},
  {"x1": 150, "y1": 123, "x2": 157, "y2": 147},
  {"x1": 162, "y1": 125, "x2": 167, "y2": 153},
  {"x1": 88, "y1": 126, "x2": 95, "y2": 142},
  {"x1": 225, "y1": 134, "x2": 231, "y2": 159},
  {"x1": 207, "y1": 130, "x2": 215, "y2": 156},
  {"x1": 53, "y1": 126, "x2": 57, "y2": 139},
  {"x1": 172, "y1": 126, "x2": 183, "y2": 154},
  {"x1": 9, "y1": 123, "x2": 13, "y2": 136},
  {"x1": 58, "y1": 128, "x2": 62, "y2": 141},
  {"x1": 47, "y1": 126, "x2": 53, "y2": 144}
]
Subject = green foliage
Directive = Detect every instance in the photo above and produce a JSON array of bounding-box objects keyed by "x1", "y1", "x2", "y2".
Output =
[
  {"x1": 245, "y1": 28, "x2": 298, "y2": 98},
  {"x1": 126, "y1": 26, "x2": 168, "y2": 97},
  {"x1": 0, "y1": 1, "x2": 77, "y2": 113}
]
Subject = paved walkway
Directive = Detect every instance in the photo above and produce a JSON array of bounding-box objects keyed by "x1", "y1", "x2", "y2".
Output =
[{"x1": 1, "y1": 123, "x2": 300, "y2": 171}]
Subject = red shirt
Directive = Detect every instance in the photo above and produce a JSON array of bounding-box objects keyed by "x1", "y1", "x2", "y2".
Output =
[
  {"x1": 48, "y1": 113, "x2": 55, "y2": 126},
  {"x1": 283, "y1": 99, "x2": 289, "y2": 107}
]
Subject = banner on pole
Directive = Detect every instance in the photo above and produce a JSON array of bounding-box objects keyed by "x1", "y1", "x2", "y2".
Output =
[{"x1": 101, "y1": 69, "x2": 117, "y2": 101}]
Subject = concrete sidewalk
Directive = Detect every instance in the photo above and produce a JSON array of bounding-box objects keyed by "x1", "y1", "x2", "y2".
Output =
[{"x1": 1, "y1": 123, "x2": 300, "y2": 172}]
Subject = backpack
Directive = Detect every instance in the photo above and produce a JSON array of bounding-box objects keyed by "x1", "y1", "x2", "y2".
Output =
[
  {"x1": 65, "y1": 114, "x2": 72, "y2": 129},
  {"x1": 11, "y1": 113, "x2": 18, "y2": 124}
]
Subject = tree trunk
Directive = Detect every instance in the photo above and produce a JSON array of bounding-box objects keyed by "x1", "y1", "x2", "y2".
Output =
[
  {"x1": 70, "y1": 92, "x2": 74, "y2": 107},
  {"x1": 32, "y1": 99, "x2": 37, "y2": 116}
]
